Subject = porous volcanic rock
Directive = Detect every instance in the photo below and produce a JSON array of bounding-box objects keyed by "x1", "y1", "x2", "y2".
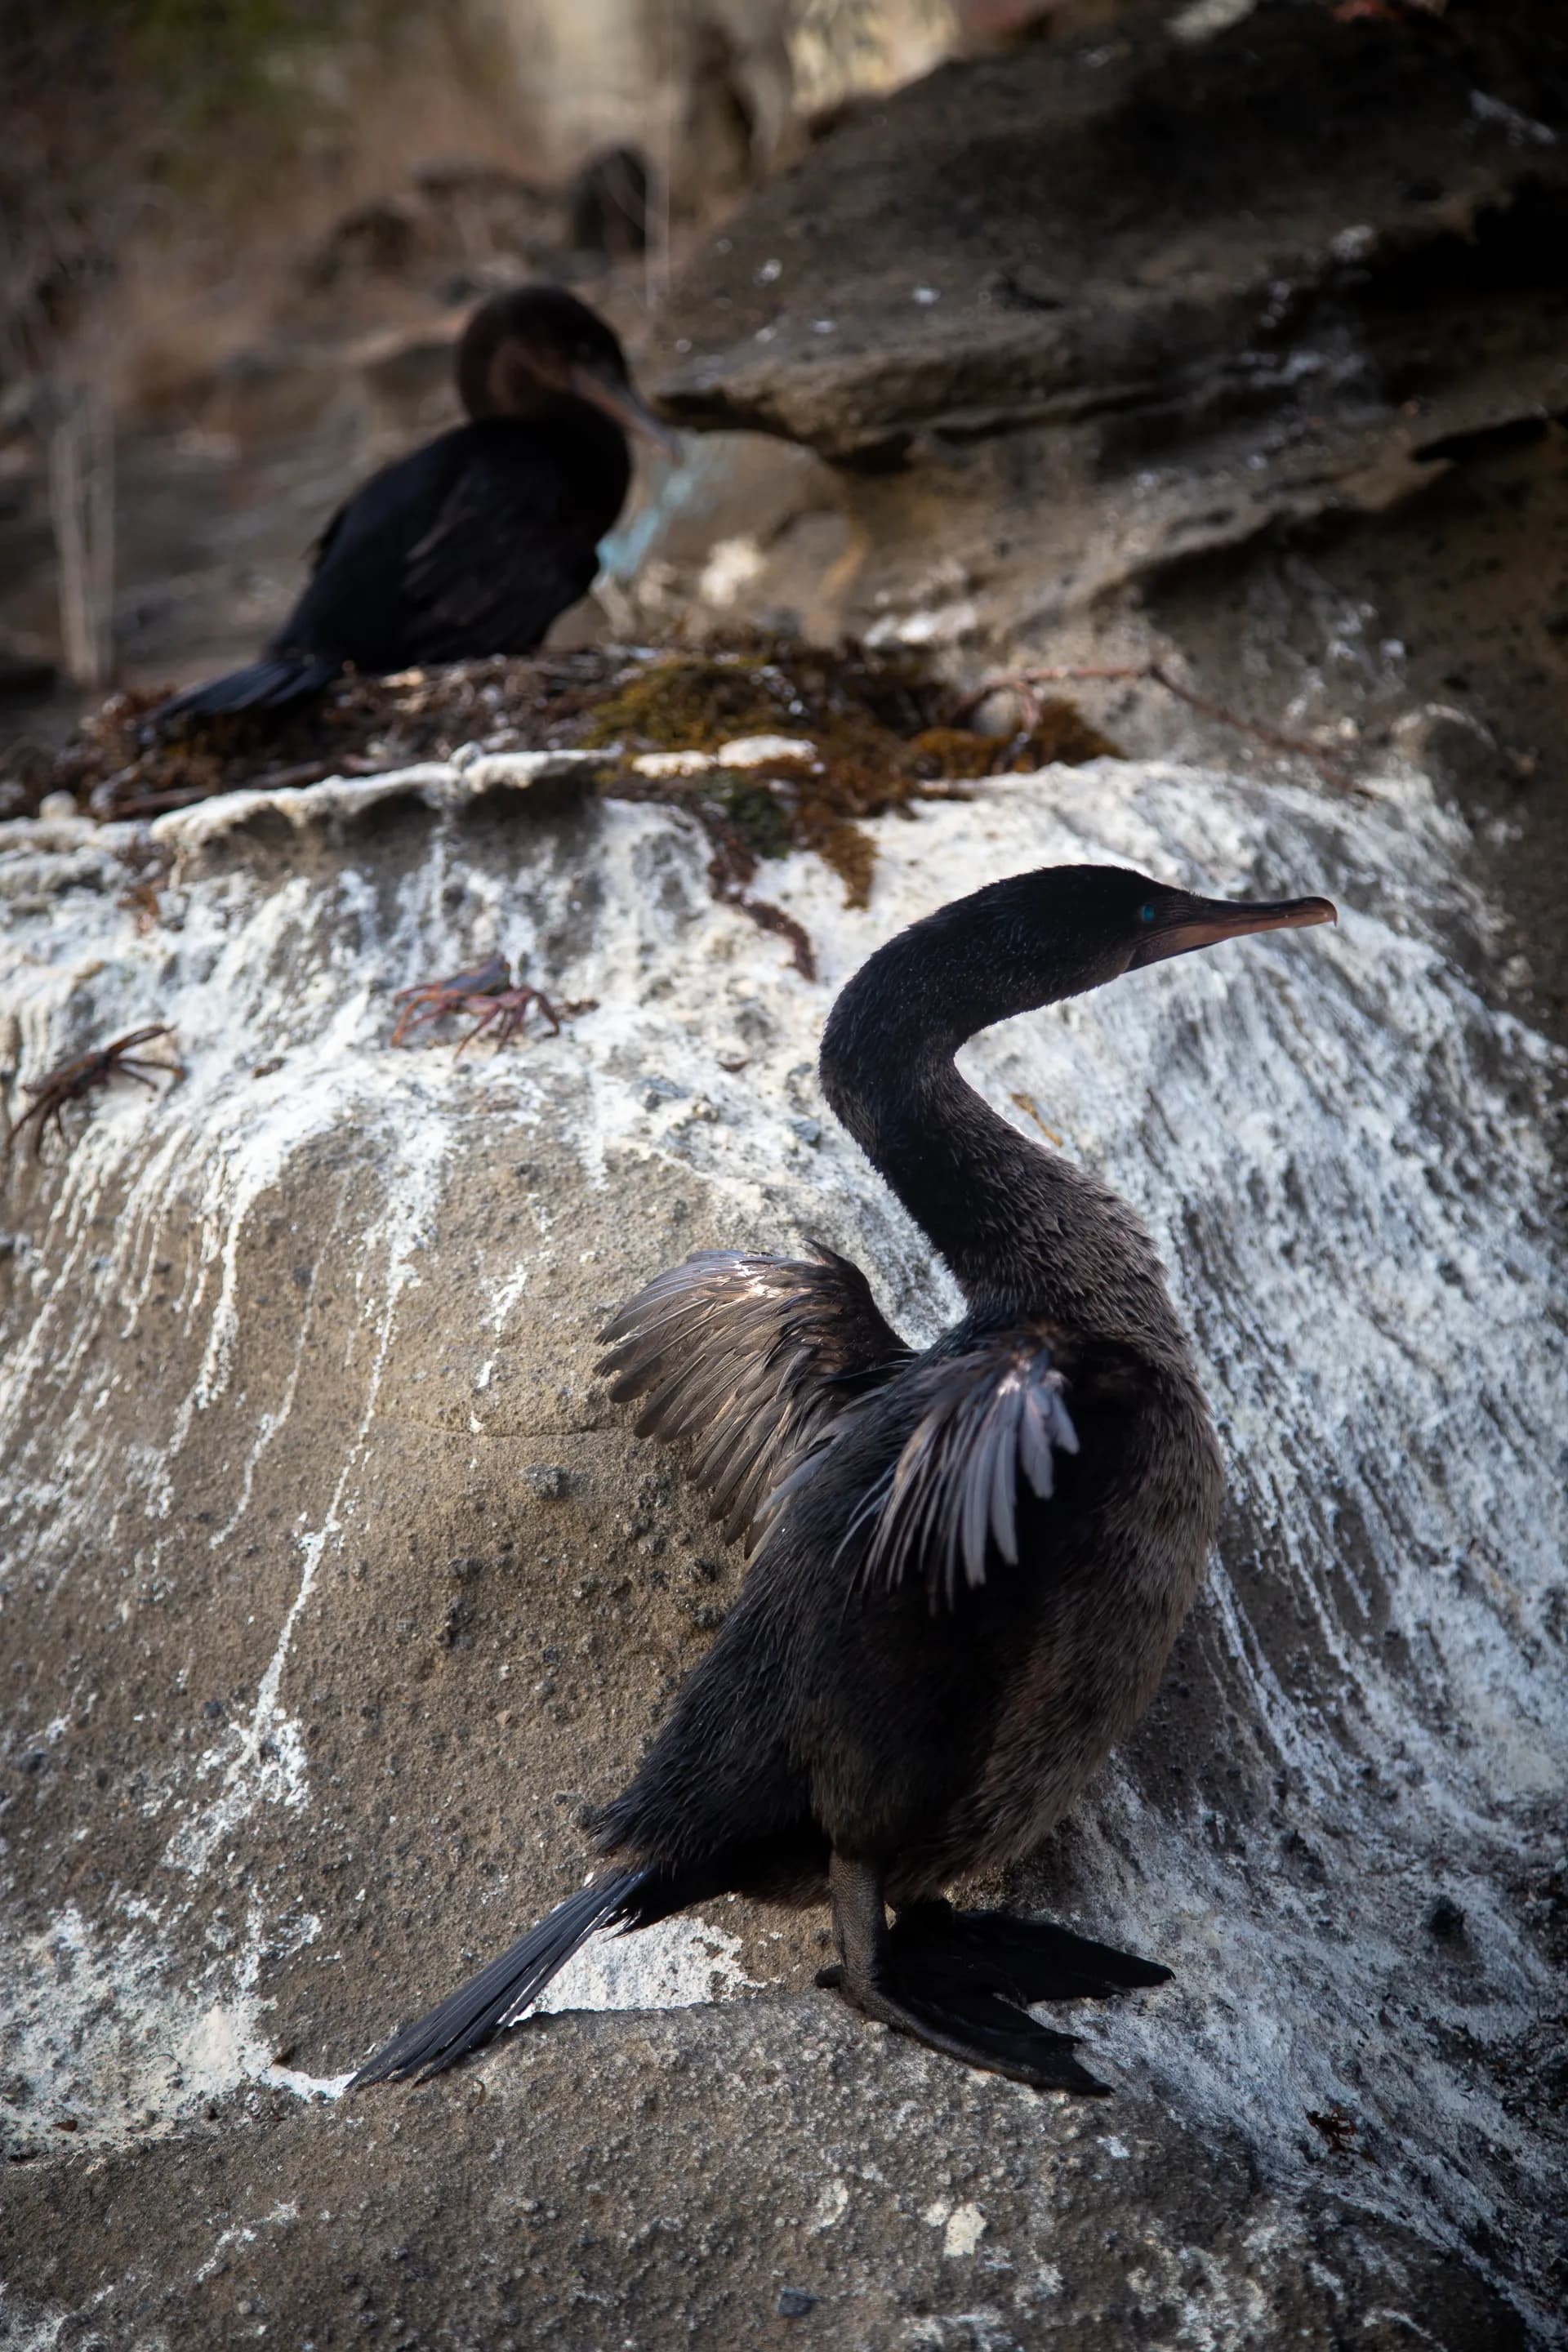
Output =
[{"x1": 0, "y1": 744, "x2": 1561, "y2": 2345}]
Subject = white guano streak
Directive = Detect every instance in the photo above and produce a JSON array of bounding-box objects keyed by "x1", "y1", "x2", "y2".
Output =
[{"x1": 0, "y1": 753, "x2": 1561, "y2": 2305}]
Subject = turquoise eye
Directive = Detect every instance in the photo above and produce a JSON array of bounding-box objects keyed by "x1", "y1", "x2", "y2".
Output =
[{"x1": 1138, "y1": 902, "x2": 1157, "y2": 924}]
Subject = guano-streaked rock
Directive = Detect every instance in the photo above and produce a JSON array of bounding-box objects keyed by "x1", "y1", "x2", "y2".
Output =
[{"x1": 0, "y1": 747, "x2": 1561, "y2": 2346}]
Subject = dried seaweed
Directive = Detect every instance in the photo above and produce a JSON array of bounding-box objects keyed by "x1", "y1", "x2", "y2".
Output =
[
  {"x1": 2, "y1": 639, "x2": 1119, "y2": 933},
  {"x1": 577, "y1": 643, "x2": 1116, "y2": 912}
]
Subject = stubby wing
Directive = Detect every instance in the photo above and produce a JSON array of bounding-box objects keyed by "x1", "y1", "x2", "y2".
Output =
[
  {"x1": 398, "y1": 451, "x2": 601, "y2": 660},
  {"x1": 597, "y1": 1247, "x2": 912, "y2": 1548},
  {"x1": 856, "y1": 1334, "x2": 1080, "y2": 1608},
  {"x1": 274, "y1": 433, "x2": 474, "y2": 667}
]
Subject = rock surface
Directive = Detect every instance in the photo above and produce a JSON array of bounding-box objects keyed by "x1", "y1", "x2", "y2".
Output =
[
  {"x1": 647, "y1": 0, "x2": 1567, "y2": 641},
  {"x1": 0, "y1": 742, "x2": 1562, "y2": 2345},
  {"x1": 659, "y1": 0, "x2": 1567, "y2": 454}
]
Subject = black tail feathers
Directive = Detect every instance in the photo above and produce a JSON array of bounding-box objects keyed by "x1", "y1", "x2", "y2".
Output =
[
  {"x1": 350, "y1": 1866, "x2": 664, "y2": 2087},
  {"x1": 154, "y1": 652, "x2": 340, "y2": 727}
]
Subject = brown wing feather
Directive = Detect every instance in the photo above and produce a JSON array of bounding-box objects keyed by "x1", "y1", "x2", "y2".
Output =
[
  {"x1": 856, "y1": 1335, "x2": 1080, "y2": 1607},
  {"x1": 596, "y1": 1247, "x2": 911, "y2": 1547}
]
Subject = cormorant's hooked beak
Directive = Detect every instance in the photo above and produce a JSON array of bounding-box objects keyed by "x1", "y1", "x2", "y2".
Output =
[
  {"x1": 571, "y1": 361, "x2": 681, "y2": 457},
  {"x1": 1127, "y1": 893, "x2": 1337, "y2": 969}
]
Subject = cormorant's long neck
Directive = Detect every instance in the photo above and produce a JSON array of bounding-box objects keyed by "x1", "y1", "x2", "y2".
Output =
[{"x1": 819, "y1": 946, "x2": 1180, "y2": 1340}]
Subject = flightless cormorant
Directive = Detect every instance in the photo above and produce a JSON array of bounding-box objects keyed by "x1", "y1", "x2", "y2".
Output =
[
  {"x1": 155, "y1": 285, "x2": 672, "y2": 723},
  {"x1": 354, "y1": 862, "x2": 1334, "y2": 2094}
]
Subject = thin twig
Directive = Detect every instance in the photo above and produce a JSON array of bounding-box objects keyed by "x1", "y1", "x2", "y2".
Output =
[
  {"x1": 252, "y1": 760, "x2": 332, "y2": 793},
  {"x1": 48, "y1": 374, "x2": 115, "y2": 691},
  {"x1": 955, "y1": 662, "x2": 1367, "y2": 795}
]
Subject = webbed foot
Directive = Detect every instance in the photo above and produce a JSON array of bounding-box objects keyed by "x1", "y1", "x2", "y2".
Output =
[
  {"x1": 820, "y1": 1855, "x2": 1152, "y2": 2096},
  {"x1": 817, "y1": 1953, "x2": 1110, "y2": 2094},
  {"x1": 890, "y1": 1897, "x2": 1171, "y2": 2003}
]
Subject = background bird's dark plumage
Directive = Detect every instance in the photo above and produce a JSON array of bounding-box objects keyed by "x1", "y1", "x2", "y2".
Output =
[
  {"x1": 154, "y1": 286, "x2": 666, "y2": 725},
  {"x1": 288, "y1": 416, "x2": 624, "y2": 669}
]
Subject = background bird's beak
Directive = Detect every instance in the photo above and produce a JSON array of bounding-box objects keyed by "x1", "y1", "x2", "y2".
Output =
[
  {"x1": 1128, "y1": 893, "x2": 1337, "y2": 969},
  {"x1": 571, "y1": 362, "x2": 681, "y2": 456}
]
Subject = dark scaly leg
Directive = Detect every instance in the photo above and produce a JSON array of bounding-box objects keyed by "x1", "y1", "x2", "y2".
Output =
[{"x1": 816, "y1": 1854, "x2": 1111, "y2": 2095}]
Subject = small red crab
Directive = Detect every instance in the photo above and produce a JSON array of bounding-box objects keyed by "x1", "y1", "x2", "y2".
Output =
[
  {"x1": 389, "y1": 955, "x2": 591, "y2": 1055},
  {"x1": 6, "y1": 1025, "x2": 184, "y2": 1160}
]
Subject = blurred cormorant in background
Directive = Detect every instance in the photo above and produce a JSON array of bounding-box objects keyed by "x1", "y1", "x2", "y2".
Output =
[{"x1": 155, "y1": 285, "x2": 672, "y2": 724}]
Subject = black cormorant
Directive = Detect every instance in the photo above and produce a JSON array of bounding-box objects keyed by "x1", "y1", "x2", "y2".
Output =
[
  {"x1": 155, "y1": 285, "x2": 672, "y2": 723},
  {"x1": 352, "y1": 862, "x2": 1334, "y2": 2094}
]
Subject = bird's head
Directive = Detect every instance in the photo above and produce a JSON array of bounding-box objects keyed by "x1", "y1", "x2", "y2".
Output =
[
  {"x1": 457, "y1": 285, "x2": 678, "y2": 452},
  {"x1": 881, "y1": 863, "x2": 1339, "y2": 1022},
  {"x1": 1042, "y1": 866, "x2": 1339, "y2": 991},
  {"x1": 822, "y1": 862, "x2": 1337, "y2": 1108}
]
